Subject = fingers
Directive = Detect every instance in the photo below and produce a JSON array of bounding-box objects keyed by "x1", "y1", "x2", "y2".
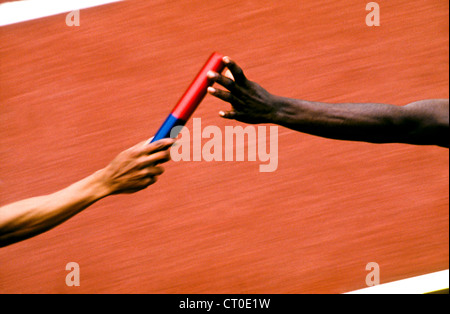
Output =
[
  {"x1": 122, "y1": 176, "x2": 158, "y2": 194},
  {"x1": 219, "y1": 110, "x2": 239, "y2": 119},
  {"x1": 218, "y1": 110, "x2": 262, "y2": 124},
  {"x1": 207, "y1": 86, "x2": 238, "y2": 103},
  {"x1": 142, "y1": 138, "x2": 176, "y2": 154},
  {"x1": 207, "y1": 71, "x2": 236, "y2": 91},
  {"x1": 139, "y1": 165, "x2": 165, "y2": 191},
  {"x1": 141, "y1": 165, "x2": 165, "y2": 177},
  {"x1": 138, "y1": 150, "x2": 171, "y2": 168},
  {"x1": 223, "y1": 56, "x2": 247, "y2": 85},
  {"x1": 121, "y1": 163, "x2": 164, "y2": 194},
  {"x1": 126, "y1": 138, "x2": 174, "y2": 158},
  {"x1": 207, "y1": 87, "x2": 245, "y2": 114},
  {"x1": 207, "y1": 56, "x2": 246, "y2": 89},
  {"x1": 218, "y1": 110, "x2": 247, "y2": 121},
  {"x1": 207, "y1": 56, "x2": 248, "y2": 117}
]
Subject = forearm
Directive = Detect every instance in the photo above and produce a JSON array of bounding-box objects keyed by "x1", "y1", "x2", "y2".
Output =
[
  {"x1": 0, "y1": 170, "x2": 110, "y2": 247},
  {"x1": 273, "y1": 97, "x2": 448, "y2": 146},
  {"x1": 0, "y1": 138, "x2": 174, "y2": 248},
  {"x1": 209, "y1": 58, "x2": 448, "y2": 146}
]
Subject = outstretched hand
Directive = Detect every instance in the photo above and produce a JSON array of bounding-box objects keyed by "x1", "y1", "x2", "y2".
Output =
[
  {"x1": 99, "y1": 138, "x2": 175, "y2": 195},
  {"x1": 207, "y1": 57, "x2": 281, "y2": 124}
]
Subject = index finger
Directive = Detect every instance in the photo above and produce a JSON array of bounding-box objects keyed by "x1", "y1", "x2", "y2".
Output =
[
  {"x1": 140, "y1": 138, "x2": 176, "y2": 155},
  {"x1": 223, "y1": 56, "x2": 247, "y2": 85}
]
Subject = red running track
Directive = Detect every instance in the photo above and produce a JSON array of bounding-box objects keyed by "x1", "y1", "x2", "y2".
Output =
[{"x1": 0, "y1": 0, "x2": 448, "y2": 293}]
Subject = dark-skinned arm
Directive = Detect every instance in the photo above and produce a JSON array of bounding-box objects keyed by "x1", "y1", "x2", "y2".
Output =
[{"x1": 207, "y1": 57, "x2": 449, "y2": 147}]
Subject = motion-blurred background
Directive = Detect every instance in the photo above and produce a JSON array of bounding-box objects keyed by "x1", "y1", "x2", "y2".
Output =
[{"x1": 0, "y1": 0, "x2": 448, "y2": 293}]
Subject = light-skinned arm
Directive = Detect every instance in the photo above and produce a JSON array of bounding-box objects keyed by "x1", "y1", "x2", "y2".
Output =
[{"x1": 0, "y1": 138, "x2": 175, "y2": 247}]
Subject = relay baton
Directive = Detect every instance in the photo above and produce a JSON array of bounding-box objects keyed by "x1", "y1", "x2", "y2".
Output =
[{"x1": 150, "y1": 52, "x2": 225, "y2": 143}]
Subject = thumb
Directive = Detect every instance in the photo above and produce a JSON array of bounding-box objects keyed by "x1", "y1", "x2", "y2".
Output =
[
  {"x1": 219, "y1": 110, "x2": 239, "y2": 120},
  {"x1": 219, "y1": 110, "x2": 264, "y2": 124}
]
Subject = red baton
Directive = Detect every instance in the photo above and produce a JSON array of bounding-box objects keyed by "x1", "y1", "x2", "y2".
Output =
[{"x1": 150, "y1": 52, "x2": 225, "y2": 143}]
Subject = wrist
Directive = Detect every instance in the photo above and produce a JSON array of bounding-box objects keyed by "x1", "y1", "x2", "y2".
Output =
[
  {"x1": 88, "y1": 169, "x2": 113, "y2": 200},
  {"x1": 271, "y1": 95, "x2": 301, "y2": 125}
]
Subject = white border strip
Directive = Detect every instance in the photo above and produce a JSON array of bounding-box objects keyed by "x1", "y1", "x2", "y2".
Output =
[
  {"x1": 0, "y1": 0, "x2": 124, "y2": 26},
  {"x1": 345, "y1": 269, "x2": 449, "y2": 294}
]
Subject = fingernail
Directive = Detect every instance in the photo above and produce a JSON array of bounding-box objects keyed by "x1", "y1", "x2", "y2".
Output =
[
  {"x1": 207, "y1": 71, "x2": 216, "y2": 78},
  {"x1": 219, "y1": 111, "x2": 225, "y2": 116},
  {"x1": 207, "y1": 87, "x2": 216, "y2": 93},
  {"x1": 223, "y1": 56, "x2": 230, "y2": 63}
]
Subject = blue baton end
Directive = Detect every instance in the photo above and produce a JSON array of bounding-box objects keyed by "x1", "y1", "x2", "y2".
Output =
[{"x1": 150, "y1": 114, "x2": 186, "y2": 143}]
